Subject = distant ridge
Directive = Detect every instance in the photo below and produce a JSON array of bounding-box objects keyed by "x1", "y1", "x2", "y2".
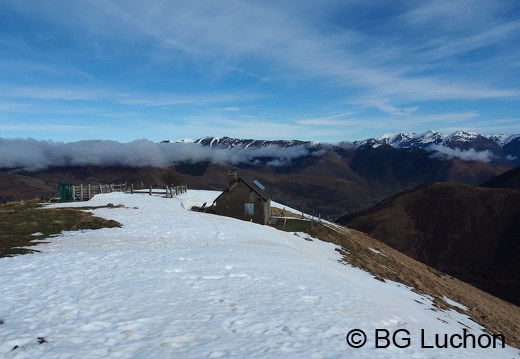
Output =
[
  {"x1": 354, "y1": 130, "x2": 520, "y2": 149},
  {"x1": 166, "y1": 130, "x2": 520, "y2": 150},
  {"x1": 163, "y1": 130, "x2": 520, "y2": 166},
  {"x1": 480, "y1": 165, "x2": 520, "y2": 189},
  {"x1": 161, "y1": 136, "x2": 315, "y2": 149}
]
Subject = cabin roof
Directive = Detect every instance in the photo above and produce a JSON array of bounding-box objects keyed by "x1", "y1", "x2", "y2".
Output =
[{"x1": 214, "y1": 175, "x2": 272, "y2": 203}]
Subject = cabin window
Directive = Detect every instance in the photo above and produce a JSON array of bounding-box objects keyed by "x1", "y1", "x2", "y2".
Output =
[{"x1": 245, "y1": 203, "x2": 254, "y2": 216}]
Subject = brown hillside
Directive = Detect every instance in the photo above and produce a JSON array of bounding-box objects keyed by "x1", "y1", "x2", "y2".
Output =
[
  {"x1": 338, "y1": 183, "x2": 520, "y2": 307},
  {"x1": 481, "y1": 165, "x2": 520, "y2": 189},
  {"x1": 0, "y1": 172, "x2": 56, "y2": 203}
]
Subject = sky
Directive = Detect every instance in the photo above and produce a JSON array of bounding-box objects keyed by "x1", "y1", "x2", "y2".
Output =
[{"x1": 1, "y1": 0, "x2": 520, "y2": 143}]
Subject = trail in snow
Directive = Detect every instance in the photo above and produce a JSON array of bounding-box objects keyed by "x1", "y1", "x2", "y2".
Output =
[{"x1": 0, "y1": 191, "x2": 517, "y2": 358}]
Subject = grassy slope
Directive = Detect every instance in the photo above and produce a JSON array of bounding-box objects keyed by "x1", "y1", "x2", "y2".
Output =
[{"x1": 0, "y1": 200, "x2": 121, "y2": 257}]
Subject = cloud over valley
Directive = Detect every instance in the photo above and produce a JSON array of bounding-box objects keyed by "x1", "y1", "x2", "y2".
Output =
[{"x1": 0, "y1": 138, "x2": 317, "y2": 171}]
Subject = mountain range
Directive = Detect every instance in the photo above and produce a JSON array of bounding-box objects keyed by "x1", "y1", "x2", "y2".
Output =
[
  {"x1": 165, "y1": 130, "x2": 520, "y2": 166},
  {"x1": 2, "y1": 131, "x2": 519, "y2": 219}
]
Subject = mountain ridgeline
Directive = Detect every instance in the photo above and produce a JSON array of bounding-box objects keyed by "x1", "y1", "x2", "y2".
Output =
[
  {"x1": 1, "y1": 131, "x2": 520, "y2": 220},
  {"x1": 169, "y1": 130, "x2": 520, "y2": 166}
]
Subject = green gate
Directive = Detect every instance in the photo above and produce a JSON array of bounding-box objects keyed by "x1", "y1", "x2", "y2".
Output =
[{"x1": 59, "y1": 181, "x2": 74, "y2": 202}]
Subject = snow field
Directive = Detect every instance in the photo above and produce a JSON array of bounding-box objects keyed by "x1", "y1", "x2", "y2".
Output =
[{"x1": 0, "y1": 191, "x2": 517, "y2": 358}]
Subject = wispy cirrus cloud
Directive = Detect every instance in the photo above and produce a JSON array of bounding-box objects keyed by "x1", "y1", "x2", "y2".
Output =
[{"x1": 0, "y1": 0, "x2": 519, "y2": 142}]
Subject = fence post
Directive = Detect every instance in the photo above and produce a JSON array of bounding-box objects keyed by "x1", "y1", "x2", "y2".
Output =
[
  {"x1": 131, "y1": 184, "x2": 134, "y2": 194},
  {"x1": 79, "y1": 184, "x2": 83, "y2": 201},
  {"x1": 149, "y1": 185, "x2": 152, "y2": 196},
  {"x1": 87, "y1": 184, "x2": 91, "y2": 200}
]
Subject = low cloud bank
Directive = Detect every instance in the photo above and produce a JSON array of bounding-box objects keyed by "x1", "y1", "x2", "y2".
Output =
[
  {"x1": 0, "y1": 138, "x2": 318, "y2": 171},
  {"x1": 427, "y1": 144, "x2": 495, "y2": 162}
]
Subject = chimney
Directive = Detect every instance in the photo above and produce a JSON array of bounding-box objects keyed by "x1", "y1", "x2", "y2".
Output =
[{"x1": 228, "y1": 169, "x2": 237, "y2": 184}]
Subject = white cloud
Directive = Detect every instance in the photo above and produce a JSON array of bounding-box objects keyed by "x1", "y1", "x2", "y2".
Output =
[
  {"x1": 1, "y1": 0, "x2": 519, "y2": 142},
  {"x1": 427, "y1": 144, "x2": 495, "y2": 162},
  {"x1": 212, "y1": 107, "x2": 241, "y2": 112},
  {"x1": 363, "y1": 99, "x2": 420, "y2": 116},
  {"x1": 0, "y1": 138, "x2": 317, "y2": 171},
  {"x1": 9, "y1": 0, "x2": 517, "y2": 103}
]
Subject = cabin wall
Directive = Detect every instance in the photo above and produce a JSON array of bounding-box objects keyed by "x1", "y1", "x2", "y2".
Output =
[{"x1": 215, "y1": 180, "x2": 270, "y2": 224}]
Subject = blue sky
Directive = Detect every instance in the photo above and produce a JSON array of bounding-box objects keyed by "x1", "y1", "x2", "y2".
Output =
[{"x1": 1, "y1": 0, "x2": 519, "y2": 143}]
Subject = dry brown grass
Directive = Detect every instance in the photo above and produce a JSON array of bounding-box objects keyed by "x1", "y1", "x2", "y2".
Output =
[
  {"x1": 0, "y1": 200, "x2": 121, "y2": 257},
  {"x1": 271, "y1": 207, "x2": 300, "y2": 218},
  {"x1": 310, "y1": 223, "x2": 520, "y2": 349}
]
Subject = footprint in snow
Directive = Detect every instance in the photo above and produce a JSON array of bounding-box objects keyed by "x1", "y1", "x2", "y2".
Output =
[
  {"x1": 301, "y1": 295, "x2": 321, "y2": 303},
  {"x1": 164, "y1": 268, "x2": 187, "y2": 273}
]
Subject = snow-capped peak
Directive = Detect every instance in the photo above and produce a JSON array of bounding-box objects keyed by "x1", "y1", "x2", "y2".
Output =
[{"x1": 442, "y1": 131, "x2": 480, "y2": 144}]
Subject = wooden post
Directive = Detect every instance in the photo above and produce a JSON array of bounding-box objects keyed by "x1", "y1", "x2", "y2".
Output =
[
  {"x1": 149, "y1": 185, "x2": 152, "y2": 196},
  {"x1": 88, "y1": 184, "x2": 91, "y2": 200},
  {"x1": 79, "y1": 184, "x2": 83, "y2": 201},
  {"x1": 131, "y1": 183, "x2": 134, "y2": 194}
]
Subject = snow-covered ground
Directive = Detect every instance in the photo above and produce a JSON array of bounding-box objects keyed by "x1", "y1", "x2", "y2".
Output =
[{"x1": 1, "y1": 191, "x2": 517, "y2": 358}]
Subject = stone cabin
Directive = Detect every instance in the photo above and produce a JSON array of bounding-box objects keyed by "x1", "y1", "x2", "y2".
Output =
[{"x1": 213, "y1": 170, "x2": 272, "y2": 225}]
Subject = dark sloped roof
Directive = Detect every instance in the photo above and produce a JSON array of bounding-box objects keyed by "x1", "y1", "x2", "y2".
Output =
[
  {"x1": 214, "y1": 175, "x2": 272, "y2": 203},
  {"x1": 239, "y1": 176, "x2": 272, "y2": 201}
]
